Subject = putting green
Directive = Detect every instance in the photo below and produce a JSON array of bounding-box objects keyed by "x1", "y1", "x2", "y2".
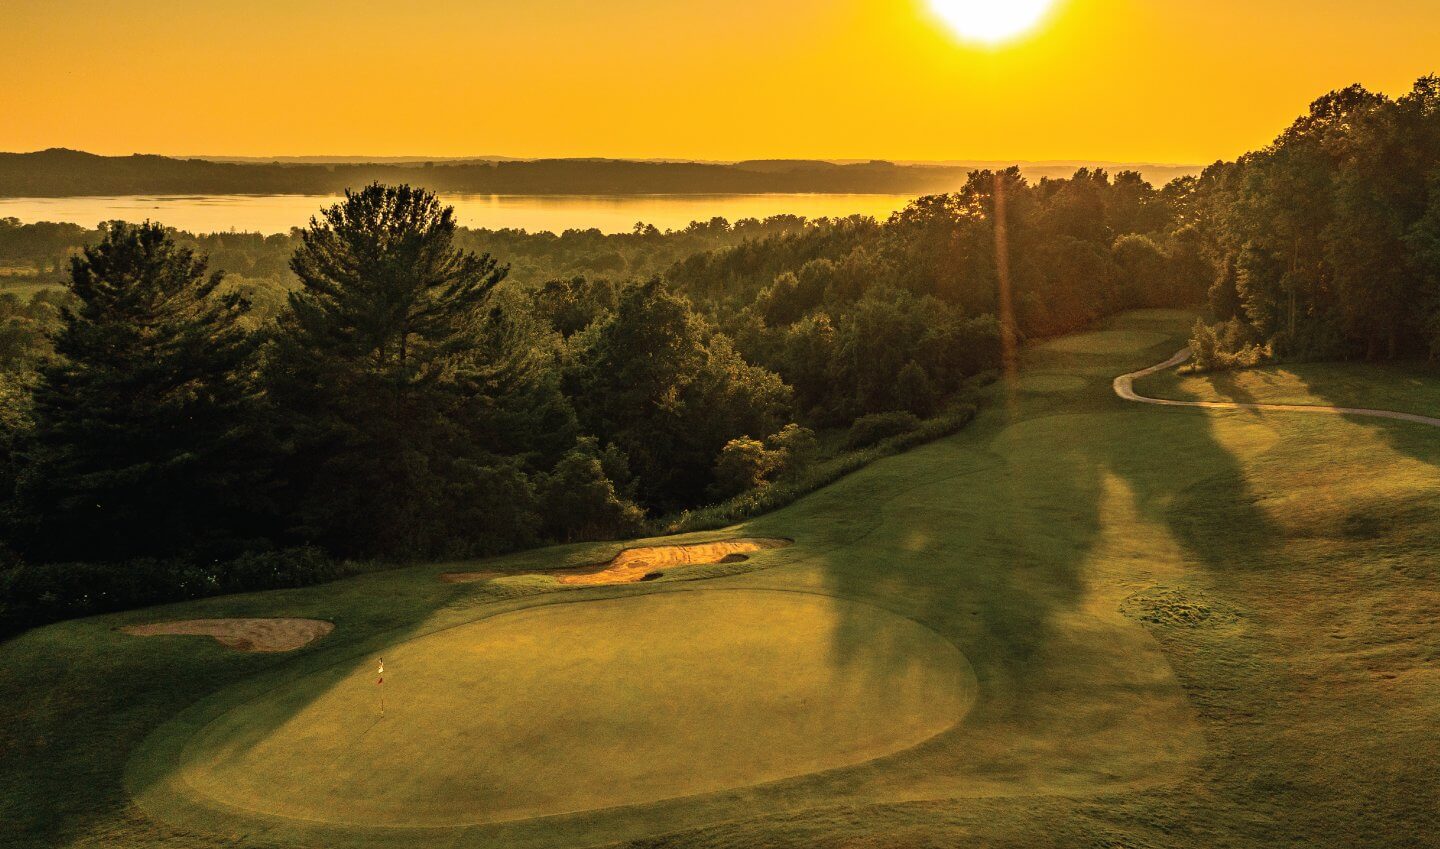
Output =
[{"x1": 148, "y1": 589, "x2": 972, "y2": 827}]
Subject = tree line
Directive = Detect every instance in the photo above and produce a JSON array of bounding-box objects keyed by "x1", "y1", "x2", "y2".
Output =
[
  {"x1": 1186, "y1": 76, "x2": 1440, "y2": 367},
  {"x1": 0, "y1": 213, "x2": 815, "y2": 294},
  {"x1": 0, "y1": 150, "x2": 978, "y2": 198}
]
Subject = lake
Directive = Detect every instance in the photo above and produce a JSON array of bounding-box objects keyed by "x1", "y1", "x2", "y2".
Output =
[{"x1": 0, "y1": 193, "x2": 918, "y2": 236}]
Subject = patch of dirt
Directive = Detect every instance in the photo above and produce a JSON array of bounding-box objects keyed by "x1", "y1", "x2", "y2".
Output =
[
  {"x1": 442, "y1": 538, "x2": 792, "y2": 586},
  {"x1": 121, "y1": 618, "x2": 334, "y2": 652},
  {"x1": 1121, "y1": 589, "x2": 1240, "y2": 628}
]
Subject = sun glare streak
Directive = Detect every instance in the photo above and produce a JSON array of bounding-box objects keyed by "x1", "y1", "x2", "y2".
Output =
[{"x1": 927, "y1": 0, "x2": 1058, "y2": 45}]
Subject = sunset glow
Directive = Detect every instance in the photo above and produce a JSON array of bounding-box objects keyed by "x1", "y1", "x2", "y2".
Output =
[
  {"x1": 2, "y1": 1, "x2": 1439, "y2": 162},
  {"x1": 927, "y1": 0, "x2": 1057, "y2": 45}
]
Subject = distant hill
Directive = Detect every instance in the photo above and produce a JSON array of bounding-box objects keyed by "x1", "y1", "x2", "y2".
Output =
[{"x1": 0, "y1": 149, "x2": 1201, "y2": 198}]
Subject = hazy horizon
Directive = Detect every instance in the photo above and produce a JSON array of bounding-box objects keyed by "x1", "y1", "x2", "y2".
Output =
[{"x1": 5, "y1": 149, "x2": 1206, "y2": 170}]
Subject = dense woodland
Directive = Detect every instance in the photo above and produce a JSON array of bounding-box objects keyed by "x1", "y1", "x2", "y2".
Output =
[
  {"x1": 10, "y1": 77, "x2": 1433, "y2": 634},
  {"x1": 1187, "y1": 76, "x2": 1440, "y2": 367}
]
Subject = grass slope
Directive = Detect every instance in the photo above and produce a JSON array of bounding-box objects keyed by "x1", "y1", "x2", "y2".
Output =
[{"x1": 4, "y1": 308, "x2": 1440, "y2": 848}]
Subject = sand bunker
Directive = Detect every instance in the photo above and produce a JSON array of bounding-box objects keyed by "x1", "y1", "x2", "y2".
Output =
[
  {"x1": 122, "y1": 618, "x2": 334, "y2": 653},
  {"x1": 443, "y1": 538, "x2": 792, "y2": 586}
]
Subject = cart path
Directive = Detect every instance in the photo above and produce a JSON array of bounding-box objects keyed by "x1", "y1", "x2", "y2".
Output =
[{"x1": 1114, "y1": 348, "x2": 1440, "y2": 429}]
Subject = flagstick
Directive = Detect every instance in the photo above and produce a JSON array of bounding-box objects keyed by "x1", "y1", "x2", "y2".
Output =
[{"x1": 377, "y1": 658, "x2": 385, "y2": 718}]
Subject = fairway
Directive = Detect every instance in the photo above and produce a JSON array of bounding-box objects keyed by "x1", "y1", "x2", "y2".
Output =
[{"x1": 144, "y1": 590, "x2": 972, "y2": 826}]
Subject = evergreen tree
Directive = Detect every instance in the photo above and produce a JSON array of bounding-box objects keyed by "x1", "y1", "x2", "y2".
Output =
[
  {"x1": 12, "y1": 222, "x2": 267, "y2": 561},
  {"x1": 270, "y1": 184, "x2": 527, "y2": 558}
]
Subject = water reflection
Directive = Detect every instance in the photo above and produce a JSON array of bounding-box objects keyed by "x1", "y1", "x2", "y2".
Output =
[{"x1": 0, "y1": 192, "x2": 915, "y2": 235}]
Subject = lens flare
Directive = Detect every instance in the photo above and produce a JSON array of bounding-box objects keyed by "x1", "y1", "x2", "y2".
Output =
[{"x1": 928, "y1": 0, "x2": 1057, "y2": 45}]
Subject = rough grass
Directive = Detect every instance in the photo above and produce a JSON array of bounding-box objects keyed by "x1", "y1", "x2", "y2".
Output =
[{"x1": 5, "y1": 308, "x2": 1440, "y2": 848}]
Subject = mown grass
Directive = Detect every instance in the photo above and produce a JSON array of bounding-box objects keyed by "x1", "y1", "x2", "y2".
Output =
[
  {"x1": 5, "y1": 307, "x2": 1440, "y2": 848},
  {"x1": 1142, "y1": 358, "x2": 1440, "y2": 418}
]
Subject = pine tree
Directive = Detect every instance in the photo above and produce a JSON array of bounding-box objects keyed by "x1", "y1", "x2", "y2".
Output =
[
  {"x1": 269, "y1": 184, "x2": 524, "y2": 558},
  {"x1": 13, "y1": 222, "x2": 267, "y2": 561}
]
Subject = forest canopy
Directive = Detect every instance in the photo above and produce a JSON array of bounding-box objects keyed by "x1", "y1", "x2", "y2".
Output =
[{"x1": 1186, "y1": 76, "x2": 1440, "y2": 366}]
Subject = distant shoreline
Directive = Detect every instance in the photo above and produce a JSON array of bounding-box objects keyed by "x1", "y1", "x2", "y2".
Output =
[{"x1": 0, "y1": 149, "x2": 1202, "y2": 199}]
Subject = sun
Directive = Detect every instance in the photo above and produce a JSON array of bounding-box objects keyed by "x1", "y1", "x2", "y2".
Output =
[{"x1": 927, "y1": 0, "x2": 1058, "y2": 45}]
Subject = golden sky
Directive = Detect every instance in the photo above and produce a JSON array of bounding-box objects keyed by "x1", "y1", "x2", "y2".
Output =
[{"x1": 3, "y1": 0, "x2": 1437, "y2": 163}]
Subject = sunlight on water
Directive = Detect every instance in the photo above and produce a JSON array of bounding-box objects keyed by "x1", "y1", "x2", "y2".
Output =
[{"x1": 0, "y1": 193, "x2": 915, "y2": 236}]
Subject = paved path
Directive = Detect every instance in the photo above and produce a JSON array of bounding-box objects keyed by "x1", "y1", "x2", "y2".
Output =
[{"x1": 1114, "y1": 348, "x2": 1440, "y2": 428}]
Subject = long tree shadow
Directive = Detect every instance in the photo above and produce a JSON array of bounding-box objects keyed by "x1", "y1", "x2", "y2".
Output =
[
  {"x1": 1100, "y1": 347, "x2": 1440, "y2": 844},
  {"x1": 737, "y1": 310, "x2": 1282, "y2": 813}
]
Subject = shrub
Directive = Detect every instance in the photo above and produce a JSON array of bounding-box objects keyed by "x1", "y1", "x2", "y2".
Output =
[
  {"x1": 1185, "y1": 318, "x2": 1271, "y2": 373},
  {"x1": 535, "y1": 441, "x2": 646, "y2": 543},
  {"x1": 765, "y1": 423, "x2": 818, "y2": 476},
  {"x1": 711, "y1": 437, "x2": 786, "y2": 499},
  {"x1": 844, "y1": 411, "x2": 921, "y2": 450},
  {"x1": 894, "y1": 361, "x2": 937, "y2": 416}
]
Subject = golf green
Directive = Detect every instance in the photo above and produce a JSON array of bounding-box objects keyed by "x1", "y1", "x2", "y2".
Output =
[{"x1": 140, "y1": 589, "x2": 973, "y2": 827}]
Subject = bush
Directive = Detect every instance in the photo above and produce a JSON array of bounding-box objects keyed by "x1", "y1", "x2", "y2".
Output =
[
  {"x1": 765, "y1": 423, "x2": 818, "y2": 475},
  {"x1": 844, "y1": 411, "x2": 921, "y2": 450},
  {"x1": 894, "y1": 362, "x2": 937, "y2": 416},
  {"x1": 711, "y1": 437, "x2": 786, "y2": 499},
  {"x1": 0, "y1": 547, "x2": 361, "y2": 640},
  {"x1": 1185, "y1": 318, "x2": 1271, "y2": 373},
  {"x1": 535, "y1": 441, "x2": 646, "y2": 543}
]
